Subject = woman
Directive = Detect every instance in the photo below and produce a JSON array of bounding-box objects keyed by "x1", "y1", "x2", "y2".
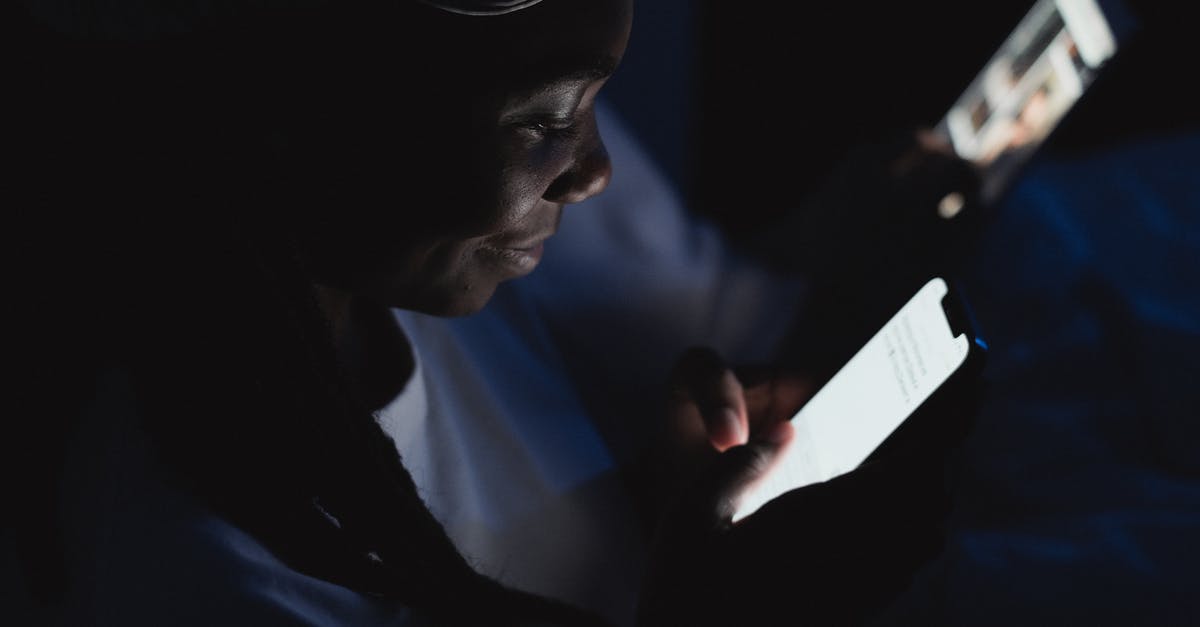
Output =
[
  {"x1": 9, "y1": 0, "x2": 616, "y2": 621},
  {"x1": 9, "y1": 0, "x2": 969, "y2": 624},
  {"x1": 6, "y1": 0, "x2": 819, "y2": 624}
]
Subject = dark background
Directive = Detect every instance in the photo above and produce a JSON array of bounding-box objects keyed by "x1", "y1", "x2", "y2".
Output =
[{"x1": 605, "y1": 0, "x2": 1198, "y2": 238}]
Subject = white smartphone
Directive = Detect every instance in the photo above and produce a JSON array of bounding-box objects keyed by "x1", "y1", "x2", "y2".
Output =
[
  {"x1": 733, "y1": 277, "x2": 985, "y2": 522},
  {"x1": 935, "y1": 0, "x2": 1125, "y2": 207}
]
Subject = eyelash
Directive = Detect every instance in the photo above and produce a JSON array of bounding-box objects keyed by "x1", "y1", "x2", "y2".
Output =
[{"x1": 520, "y1": 117, "x2": 580, "y2": 141}]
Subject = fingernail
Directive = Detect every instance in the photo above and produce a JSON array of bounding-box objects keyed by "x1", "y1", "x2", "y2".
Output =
[{"x1": 719, "y1": 407, "x2": 745, "y2": 445}]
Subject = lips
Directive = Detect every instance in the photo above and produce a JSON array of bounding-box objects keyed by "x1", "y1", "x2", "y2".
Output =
[
  {"x1": 481, "y1": 207, "x2": 560, "y2": 276},
  {"x1": 479, "y1": 238, "x2": 547, "y2": 274},
  {"x1": 509, "y1": 241, "x2": 544, "y2": 256},
  {"x1": 496, "y1": 238, "x2": 545, "y2": 252}
]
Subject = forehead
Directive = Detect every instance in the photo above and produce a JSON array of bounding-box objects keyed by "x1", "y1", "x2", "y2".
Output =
[{"x1": 469, "y1": 0, "x2": 632, "y2": 88}]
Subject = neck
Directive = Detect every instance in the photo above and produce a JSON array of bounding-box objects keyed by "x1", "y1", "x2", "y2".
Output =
[
  {"x1": 313, "y1": 284, "x2": 415, "y2": 412},
  {"x1": 314, "y1": 283, "x2": 356, "y2": 353}
]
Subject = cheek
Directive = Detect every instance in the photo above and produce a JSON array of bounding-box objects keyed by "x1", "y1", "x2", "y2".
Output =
[
  {"x1": 486, "y1": 141, "x2": 572, "y2": 228},
  {"x1": 415, "y1": 122, "x2": 574, "y2": 238},
  {"x1": 380, "y1": 237, "x2": 506, "y2": 316},
  {"x1": 403, "y1": 143, "x2": 542, "y2": 238},
  {"x1": 489, "y1": 180, "x2": 543, "y2": 232}
]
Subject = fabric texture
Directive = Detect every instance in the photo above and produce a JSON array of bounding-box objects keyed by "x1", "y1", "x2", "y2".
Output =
[{"x1": 878, "y1": 131, "x2": 1200, "y2": 625}]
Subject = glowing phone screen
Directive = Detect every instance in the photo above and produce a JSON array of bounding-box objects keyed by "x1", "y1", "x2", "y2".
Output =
[
  {"x1": 936, "y1": 0, "x2": 1119, "y2": 204},
  {"x1": 733, "y1": 278, "x2": 970, "y2": 522}
]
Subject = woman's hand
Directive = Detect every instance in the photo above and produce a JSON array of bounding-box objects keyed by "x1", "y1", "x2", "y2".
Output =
[
  {"x1": 660, "y1": 346, "x2": 812, "y2": 495},
  {"x1": 638, "y1": 346, "x2": 970, "y2": 626},
  {"x1": 768, "y1": 128, "x2": 986, "y2": 376},
  {"x1": 755, "y1": 128, "x2": 984, "y2": 280},
  {"x1": 638, "y1": 346, "x2": 813, "y2": 626}
]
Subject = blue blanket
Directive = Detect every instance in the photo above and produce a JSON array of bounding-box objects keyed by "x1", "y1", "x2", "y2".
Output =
[{"x1": 882, "y1": 131, "x2": 1200, "y2": 625}]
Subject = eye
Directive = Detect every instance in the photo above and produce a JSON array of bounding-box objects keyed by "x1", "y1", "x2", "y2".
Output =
[{"x1": 517, "y1": 115, "x2": 580, "y2": 141}]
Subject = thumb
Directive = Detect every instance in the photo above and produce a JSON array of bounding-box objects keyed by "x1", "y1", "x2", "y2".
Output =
[
  {"x1": 691, "y1": 421, "x2": 794, "y2": 528},
  {"x1": 639, "y1": 421, "x2": 795, "y2": 626}
]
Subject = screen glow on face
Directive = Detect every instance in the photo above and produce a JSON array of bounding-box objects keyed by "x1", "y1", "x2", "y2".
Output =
[{"x1": 733, "y1": 278, "x2": 970, "y2": 522}]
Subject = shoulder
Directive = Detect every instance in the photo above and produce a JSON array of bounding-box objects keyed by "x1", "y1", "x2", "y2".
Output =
[
  {"x1": 75, "y1": 503, "x2": 423, "y2": 626},
  {"x1": 45, "y1": 365, "x2": 427, "y2": 627}
]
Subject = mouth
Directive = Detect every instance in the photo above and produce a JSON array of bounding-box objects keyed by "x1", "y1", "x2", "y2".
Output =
[{"x1": 478, "y1": 239, "x2": 547, "y2": 274}]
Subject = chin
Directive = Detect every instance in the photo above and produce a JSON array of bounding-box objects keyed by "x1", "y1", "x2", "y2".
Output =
[
  {"x1": 434, "y1": 289, "x2": 497, "y2": 317},
  {"x1": 385, "y1": 280, "x2": 500, "y2": 318}
]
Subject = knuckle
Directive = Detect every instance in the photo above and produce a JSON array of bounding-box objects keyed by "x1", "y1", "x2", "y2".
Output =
[{"x1": 723, "y1": 443, "x2": 773, "y2": 485}]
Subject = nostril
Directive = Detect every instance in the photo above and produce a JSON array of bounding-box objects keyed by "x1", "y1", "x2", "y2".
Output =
[
  {"x1": 545, "y1": 141, "x2": 613, "y2": 204},
  {"x1": 580, "y1": 151, "x2": 613, "y2": 199},
  {"x1": 572, "y1": 142, "x2": 613, "y2": 201}
]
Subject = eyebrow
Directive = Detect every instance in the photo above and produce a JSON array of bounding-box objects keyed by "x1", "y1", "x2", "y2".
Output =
[{"x1": 560, "y1": 55, "x2": 619, "y2": 82}]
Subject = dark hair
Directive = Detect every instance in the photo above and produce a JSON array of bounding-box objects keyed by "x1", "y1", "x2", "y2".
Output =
[{"x1": 8, "y1": 3, "x2": 604, "y2": 624}]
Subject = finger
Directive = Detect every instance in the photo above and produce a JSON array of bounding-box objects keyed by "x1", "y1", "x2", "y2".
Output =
[
  {"x1": 884, "y1": 128, "x2": 981, "y2": 216},
  {"x1": 698, "y1": 421, "x2": 794, "y2": 527},
  {"x1": 912, "y1": 148, "x2": 982, "y2": 211},
  {"x1": 742, "y1": 371, "x2": 815, "y2": 430},
  {"x1": 887, "y1": 129, "x2": 933, "y2": 179},
  {"x1": 915, "y1": 128, "x2": 955, "y2": 157},
  {"x1": 644, "y1": 421, "x2": 792, "y2": 561},
  {"x1": 670, "y1": 347, "x2": 748, "y2": 451},
  {"x1": 766, "y1": 374, "x2": 814, "y2": 423}
]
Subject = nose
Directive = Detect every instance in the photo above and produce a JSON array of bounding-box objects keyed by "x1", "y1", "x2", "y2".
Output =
[{"x1": 543, "y1": 117, "x2": 612, "y2": 205}]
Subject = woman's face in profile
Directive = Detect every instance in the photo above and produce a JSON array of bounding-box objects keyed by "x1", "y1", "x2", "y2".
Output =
[{"x1": 297, "y1": 0, "x2": 633, "y2": 316}]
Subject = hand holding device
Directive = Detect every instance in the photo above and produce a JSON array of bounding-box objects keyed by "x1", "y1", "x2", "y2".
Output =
[
  {"x1": 637, "y1": 348, "x2": 811, "y2": 626},
  {"x1": 643, "y1": 347, "x2": 811, "y2": 525},
  {"x1": 734, "y1": 277, "x2": 986, "y2": 521},
  {"x1": 640, "y1": 282, "x2": 985, "y2": 625}
]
